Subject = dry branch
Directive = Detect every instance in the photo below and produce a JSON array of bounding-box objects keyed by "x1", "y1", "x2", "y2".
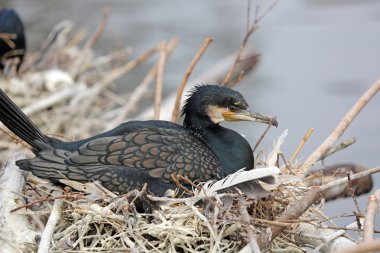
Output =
[
  {"x1": 22, "y1": 85, "x2": 86, "y2": 116},
  {"x1": 84, "y1": 5, "x2": 111, "y2": 50},
  {"x1": 257, "y1": 166, "x2": 380, "y2": 249},
  {"x1": 106, "y1": 38, "x2": 178, "y2": 129},
  {"x1": 363, "y1": 193, "x2": 380, "y2": 243},
  {"x1": 331, "y1": 239, "x2": 380, "y2": 253},
  {"x1": 37, "y1": 193, "x2": 63, "y2": 253},
  {"x1": 171, "y1": 37, "x2": 213, "y2": 122},
  {"x1": 304, "y1": 78, "x2": 380, "y2": 167},
  {"x1": 154, "y1": 41, "x2": 168, "y2": 120},
  {"x1": 293, "y1": 222, "x2": 356, "y2": 252},
  {"x1": 222, "y1": 1, "x2": 278, "y2": 86},
  {"x1": 0, "y1": 153, "x2": 37, "y2": 253}
]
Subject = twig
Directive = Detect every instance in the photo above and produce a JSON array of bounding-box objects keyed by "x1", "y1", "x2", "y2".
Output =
[
  {"x1": 252, "y1": 124, "x2": 271, "y2": 153},
  {"x1": 347, "y1": 173, "x2": 361, "y2": 214},
  {"x1": 64, "y1": 45, "x2": 159, "y2": 123},
  {"x1": 320, "y1": 137, "x2": 356, "y2": 162},
  {"x1": 32, "y1": 21, "x2": 73, "y2": 70},
  {"x1": 177, "y1": 175, "x2": 203, "y2": 192},
  {"x1": 222, "y1": 1, "x2": 278, "y2": 86},
  {"x1": 84, "y1": 5, "x2": 111, "y2": 50},
  {"x1": 257, "y1": 166, "x2": 380, "y2": 248},
  {"x1": 171, "y1": 37, "x2": 213, "y2": 122},
  {"x1": 255, "y1": 0, "x2": 279, "y2": 23},
  {"x1": 170, "y1": 174, "x2": 193, "y2": 195},
  {"x1": 238, "y1": 196, "x2": 261, "y2": 253},
  {"x1": 246, "y1": 0, "x2": 252, "y2": 34},
  {"x1": 22, "y1": 85, "x2": 86, "y2": 116},
  {"x1": 109, "y1": 65, "x2": 157, "y2": 128},
  {"x1": 10, "y1": 192, "x2": 83, "y2": 213},
  {"x1": 291, "y1": 222, "x2": 356, "y2": 252},
  {"x1": 321, "y1": 166, "x2": 380, "y2": 191},
  {"x1": 253, "y1": 219, "x2": 298, "y2": 227},
  {"x1": 331, "y1": 239, "x2": 380, "y2": 253},
  {"x1": 222, "y1": 27, "x2": 256, "y2": 86},
  {"x1": 37, "y1": 193, "x2": 64, "y2": 253},
  {"x1": 325, "y1": 225, "x2": 380, "y2": 233},
  {"x1": 106, "y1": 38, "x2": 178, "y2": 129},
  {"x1": 0, "y1": 127, "x2": 31, "y2": 150},
  {"x1": 363, "y1": 194, "x2": 379, "y2": 243},
  {"x1": 290, "y1": 128, "x2": 314, "y2": 163},
  {"x1": 154, "y1": 41, "x2": 168, "y2": 120},
  {"x1": 304, "y1": 78, "x2": 380, "y2": 167}
]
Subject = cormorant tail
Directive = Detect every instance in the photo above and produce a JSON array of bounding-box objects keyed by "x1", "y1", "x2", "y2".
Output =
[{"x1": 0, "y1": 89, "x2": 47, "y2": 153}]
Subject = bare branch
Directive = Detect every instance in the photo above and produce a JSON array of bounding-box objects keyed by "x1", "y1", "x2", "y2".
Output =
[
  {"x1": 363, "y1": 194, "x2": 379, "y2": 243},
  {"x1": 171, "y1": 37, "x2": 213, "y2": 122},
  {"x1": 331, "y1": 240, "x2": 380, "y2": 253},
  {"x1": 154, "y1": 41, "x2": 169, "y2": 120},
  {"x1": 304, "y1": 79, "x2": 380, "y2": 167},
  {"x1": 37, "y1": 194, "x2": 63, "y2": 253},
  {"x1": 258, "y1": 166, "x2": 380, "y2": 248}
]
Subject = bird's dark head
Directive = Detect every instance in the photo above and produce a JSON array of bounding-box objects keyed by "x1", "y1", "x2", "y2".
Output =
[{"x1": 181, "y1": 84, "x2": 278, "y2": 128}]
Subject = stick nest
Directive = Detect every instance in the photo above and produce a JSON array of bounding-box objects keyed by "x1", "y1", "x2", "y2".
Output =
[
  {"x1": 22, "y1": 166, "x2": 310, "y2": 253},
  {"x1": 1, "y1": 21, "x2": 353, "y2": 253}
]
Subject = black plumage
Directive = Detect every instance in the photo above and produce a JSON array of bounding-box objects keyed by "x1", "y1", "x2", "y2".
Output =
[
  {"x1": 0, "y1": 9, "x2": 26, "y2": 72},
  {"x1": 0, "y1": 85, "x2": 277, "y2": 196}
]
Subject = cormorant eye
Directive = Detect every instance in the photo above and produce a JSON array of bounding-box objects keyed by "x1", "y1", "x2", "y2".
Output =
[
  {"x1": 229, "y1": 100, "x2": 242, "y2": 111},
  {"x1": 234, "y1": 100, "x2": 240, "y2": 105},
  {"x1": 229, "y1": 105, "x2": 239, "y2": 112}
]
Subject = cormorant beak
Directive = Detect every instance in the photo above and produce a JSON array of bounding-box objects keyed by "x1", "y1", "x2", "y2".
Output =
[{"x1": 222, "y1": 109, "x2": 278, "y2": 127}]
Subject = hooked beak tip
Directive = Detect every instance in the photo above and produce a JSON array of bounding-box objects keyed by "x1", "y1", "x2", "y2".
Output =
[{"x1": 271, "y1": 117, "x2": 278, "y2": 128}]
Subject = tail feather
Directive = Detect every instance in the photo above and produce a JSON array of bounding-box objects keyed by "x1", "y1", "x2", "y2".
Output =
[{"x1": 0, "y1": 89, "x2": 46, "y2": 153}]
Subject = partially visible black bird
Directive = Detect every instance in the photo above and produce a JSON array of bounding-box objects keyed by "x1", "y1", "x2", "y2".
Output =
[
  {"x1": 0, "y1": 84, "x2": 277, "y2": 196},
  {"x1": 0, "y1": 9, "x2": 26, "y2": 72}
]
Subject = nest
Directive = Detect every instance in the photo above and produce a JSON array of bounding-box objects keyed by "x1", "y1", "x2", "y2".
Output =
[
  {"x1": 18, "y1": 169, "x2": 310, "y2": 253},
  {"x1": 1, "y1": 18, "x2": 370, "y2": 253},
  {"x1": 0, "y1": 19, "x2": 160, "y2": 161}
]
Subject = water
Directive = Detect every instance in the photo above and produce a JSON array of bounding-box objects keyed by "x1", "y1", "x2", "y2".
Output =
[{"x1": 2, "y1": 0, "x2": 380, "y2": 229}]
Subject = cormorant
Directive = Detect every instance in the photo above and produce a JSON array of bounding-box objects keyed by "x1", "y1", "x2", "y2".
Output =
[
  {"x1": 0, "y1": 85, "x2": 277, "y2": 196},
  {"x1": 0, "y1": 9, "x2": 26, "y2": 72}
]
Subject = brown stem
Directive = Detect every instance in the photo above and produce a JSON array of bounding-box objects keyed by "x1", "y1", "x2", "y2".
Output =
[
  {"x1": 84, "y1": 5, "x2": 111, "y2": 50},
  {"x1": 171, "y1": 37, "x2": 213, "y2": 122},
  {"x1": 252, "y1": 124, "x2": 271, "y2": 153},
  {"x1": 154, "y1": 41, "x2": 168, "y2": 120}
]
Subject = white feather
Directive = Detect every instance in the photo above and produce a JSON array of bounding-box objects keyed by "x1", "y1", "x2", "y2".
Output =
[
  {"x1": 195, "y1": 166, "x2": 280, "y2": 198},
  {"x1": 266, "y1": 129, "x2": 288, "y2": 166}
]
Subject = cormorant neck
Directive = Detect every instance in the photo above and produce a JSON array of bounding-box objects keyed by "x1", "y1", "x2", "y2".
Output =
[{"x1": 183, "y1": 114, "x2": 217, "y2": 139}]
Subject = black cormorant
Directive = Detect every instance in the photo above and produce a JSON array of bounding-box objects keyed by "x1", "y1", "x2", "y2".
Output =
[
  {"x1": 0, "y1": 84, "x2": 277, "y2": 196},
  {"x1": 0, "y1": 9, "x2": 26, "y2": 72}
]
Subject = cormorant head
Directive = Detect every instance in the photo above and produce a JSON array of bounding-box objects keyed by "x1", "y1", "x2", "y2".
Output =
[{"x1": 182, "y1": 84, "x2": 278, "y2": 128}]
